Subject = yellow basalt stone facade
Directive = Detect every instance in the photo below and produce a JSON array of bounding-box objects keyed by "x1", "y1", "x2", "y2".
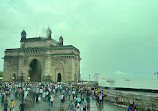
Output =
[{"x1": 3, "y1": 28, "x2": 80, "y2": 82}]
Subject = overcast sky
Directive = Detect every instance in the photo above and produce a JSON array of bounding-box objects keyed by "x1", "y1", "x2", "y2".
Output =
[{"x1": 0, "y1": 0, "x2": 158, "y2": 80}]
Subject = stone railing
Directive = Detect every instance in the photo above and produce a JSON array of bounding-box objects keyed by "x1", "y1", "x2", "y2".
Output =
[{"x1": 102, "y1": 89, "x2": 158, "y2": 110}]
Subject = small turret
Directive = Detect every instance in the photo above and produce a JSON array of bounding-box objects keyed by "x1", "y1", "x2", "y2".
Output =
[
  {"x1": 21, "y1": 30, "x2": 26, "y2": 40},
  {"x1": 20, "y1": 30, "x2": 26, "y2": 48},
  {"x1": 59, "y1": 36, "x2": 63, "y2": 45},
  {"x1": 46, "y1": 27, "x2": 52, "y2": 39}
]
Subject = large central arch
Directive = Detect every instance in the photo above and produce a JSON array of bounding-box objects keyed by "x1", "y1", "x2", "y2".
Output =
[{"x1": 29, "y1": 59, "x2": 41, "y2": 82}]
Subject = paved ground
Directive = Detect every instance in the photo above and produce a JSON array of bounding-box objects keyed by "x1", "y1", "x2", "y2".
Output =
[{"x1": 0, "y1": 92, "x2": 127, "y2": 111}]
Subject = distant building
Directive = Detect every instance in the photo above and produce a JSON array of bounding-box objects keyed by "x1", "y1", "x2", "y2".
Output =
[{"x1": 3, "y1": 28, "x2": 80, "y2": 82}]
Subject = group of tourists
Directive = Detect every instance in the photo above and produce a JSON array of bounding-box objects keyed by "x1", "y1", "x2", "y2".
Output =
[
  {"x1": 0, "y1": 83, "x2": 25, "y2": 111},
  {"x1": 128, "y1": 102, "x2": 138, "y2": 111},
  {"x1": 0, "y1": 81, "x2": 106, "y2": 111},
  {"x1": 0, "y1": 81, "x2": 140, "y2": 111}
]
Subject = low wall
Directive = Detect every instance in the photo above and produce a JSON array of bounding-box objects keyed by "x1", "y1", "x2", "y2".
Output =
[{"x1": 102, "y1": 89, "x2": 158, "y2": 110}]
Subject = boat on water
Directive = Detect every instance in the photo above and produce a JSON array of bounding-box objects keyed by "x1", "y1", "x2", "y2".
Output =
[
  {"x1": 125, "y1": 79, "x2": 131, "y2": 81},
  {"x1": 106, "y1": 79, "x2": 116, "y2": 83}
]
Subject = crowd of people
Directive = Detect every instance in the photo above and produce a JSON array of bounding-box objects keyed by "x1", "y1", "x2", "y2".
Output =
[
  {"x1": 128, "y1": 102, "x2": 138, "y2": 111},
  {"x1": 0, "y1": 82, "x2": 106, "y2": 111},
  {"x1": 0, "y1": 83, "x2": 26, "y2": 111},
  {"x1": 0, "y1": 81, "x2": 141, "y2": 111}
]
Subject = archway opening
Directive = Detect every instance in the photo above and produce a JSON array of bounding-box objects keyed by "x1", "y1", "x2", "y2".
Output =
[
  {"x1": 57, "y1": 73, "x2": 61, "y2": 82},
  {"x1": 29, "y1": 59, "x2": 41, "y2": 82}
]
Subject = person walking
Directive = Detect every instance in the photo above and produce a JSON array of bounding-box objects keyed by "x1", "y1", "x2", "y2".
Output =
[
  {"x1": 15, "y1": 90, "x2": 18, "y2": 99},
  {"x1": 9, "y1": 99, "x2": 14, "y2": 111},
  {"x1": 99, "y1": 93, "x2": 103, "y2": 105},
  {"x1": 48, "y1": 93, "x2": 51, "y2": 106},
  {"x1": 24, "y1": 89, "x2": 28, "y2": 100},
  {"x1": 91, "y1": 89, "x2": 94, "y2": 100},
  {"x1": 19, "y1": 100, "x2": 25, "y2": 111},
  {"x1": 4, "y1": 100, "x2": 8, "y2": 111},
  {"x1": 42, "y1": 91, "x2": 46, "y2": 101},
  {"x1": 76, "y1": 102, "x2": 81, "y2": 111},
  {"x1": 0, "y1": 92, "x2": 2, "y2": 104},
  {"x1": 72, "y1": 90, "x2": 75, "y2": 100},
  {"x1": 52, "y1": 88, "x2": 55, "y2": 96},
  {"x1": 101, "y1": 90, "x2": 104, "y2": 104},
  {"x1": 80, "y1": 89, "x2": 83, "y2": 99},
  {"x1": 68, "y1": 100, "x2": 75, "y2": 111},
  {"x1": 67, "y1": 89, "x2": 71, "y2": 100},
  {"x1": 60, "y1": 93, "x2": 65, "y2": 109},
  {"x1": 75, "y1": 89, "x2": 79, "y2": 98},
  {"x1": 1, "y1": 92, "x2": 4, "y2": 107},
  {"x1": 50, "y1": 94, "x2": 53, "y2": 107},
  {"x1": 86, "y1": 95, "x2": 90, "y2": 111},
  {"x1": 32, "y1": 92, "x2": 36, "y2": 106},
  {"x1": 21, "y1": 90, "x2": 24, "y2": 100},
  {"x1": 82, "y1": 98, "x2": 87, "y2": 111},
  {"x1": 36, "y1": 93, "x2": 39, "y2": 103}
]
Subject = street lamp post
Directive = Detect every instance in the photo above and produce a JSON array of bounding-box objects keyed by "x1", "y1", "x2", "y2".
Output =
[
  {"x1": 94, "y1": 73, "x2": 99, "y2": 82},
  {"x1": 21, "y1": 73, "x2": 24, "y2": 89},
  {"x1": 89, "y1": 75, "x2": 91, "y2": 88},
  {"x1": 12, "y1": 73, "x2": 16, "y2": 83},
  {"x1": 12, "y1": 76, "x2": 15, "y2": 82},
  {"x1": 28, "y1": 76, "x2": 30, "y2": 82},
  {"x1": 14, "y1": 74, "x2": 16, "y2": 82}
]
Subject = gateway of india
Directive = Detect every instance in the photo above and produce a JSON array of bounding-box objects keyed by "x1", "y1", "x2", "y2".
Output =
[{"x1": 3, "y1": 28, "x2": 81, "y2": 82}]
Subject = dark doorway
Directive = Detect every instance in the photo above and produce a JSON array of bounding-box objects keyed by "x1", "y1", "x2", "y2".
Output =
[
  {"x1": 29, "y1": 59, "x2": 41, "y2": 82},
  {"x1": 57, "y1": 73, "x2": 61, "y2": 82}
]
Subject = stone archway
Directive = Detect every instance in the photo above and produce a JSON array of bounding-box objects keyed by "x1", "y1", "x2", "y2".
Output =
[
  {"x1": 57, "y1": 73, "x2": 62, "y2": 82},
  {"x1": 29, "y1": 59, "x2": 41, "y2": 82}
]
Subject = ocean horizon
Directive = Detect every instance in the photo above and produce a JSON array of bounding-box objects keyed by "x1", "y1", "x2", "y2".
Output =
[{"x1": 98, "y1": 76, "x2": 158, "y2": 90}]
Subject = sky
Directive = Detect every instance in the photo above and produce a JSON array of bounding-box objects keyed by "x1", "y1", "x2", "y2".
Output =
[{"x1": 1, "y1": 0, "x2": 158, "y2": 81}]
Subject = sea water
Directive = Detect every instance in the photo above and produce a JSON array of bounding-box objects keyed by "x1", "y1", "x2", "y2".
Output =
[{"x1": 98, "y1": 76, "x2": 158, "y2": 90}]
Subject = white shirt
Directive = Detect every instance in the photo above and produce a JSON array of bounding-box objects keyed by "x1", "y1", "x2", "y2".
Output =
[
  {"x1": 72, "y1": 91, "x2": 75, "y2": 94},
  {"x1": 46, "y1": 91, "x2": 49, "y2": 96},
  {"x1": 43, "y1": 92, "x2": 46, "y2": 98},
  {"x1": 76, "y1": 103, "x2": 81, "y2": 111},
  {"x1": 24, "y1": 91, "x2": 28, "y2": 99},
  {"x1": 60, "y1": 95, "x2": 64, "y2": 100},
  {"x1": 50, "y1": 95, "x2": 53, "y2": 101},
  {"x1": 40, "y1": 89, "x2": 43, "y2": 94}
]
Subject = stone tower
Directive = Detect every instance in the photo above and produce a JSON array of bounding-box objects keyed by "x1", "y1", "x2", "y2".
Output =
[
  {"x1": 21, "y1": 30, "x2": 26, "y2": 40},
  {"x1": 46, "y1": 27, "x2": 52, "y2": 39},
  {"x1": 59, "y1": 36, "x2": 63, "y2": 45}
]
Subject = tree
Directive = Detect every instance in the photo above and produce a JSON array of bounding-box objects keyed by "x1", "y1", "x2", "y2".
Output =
[{"x1": 0, "y1": 71, "x2": 3, "y2": 77}]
